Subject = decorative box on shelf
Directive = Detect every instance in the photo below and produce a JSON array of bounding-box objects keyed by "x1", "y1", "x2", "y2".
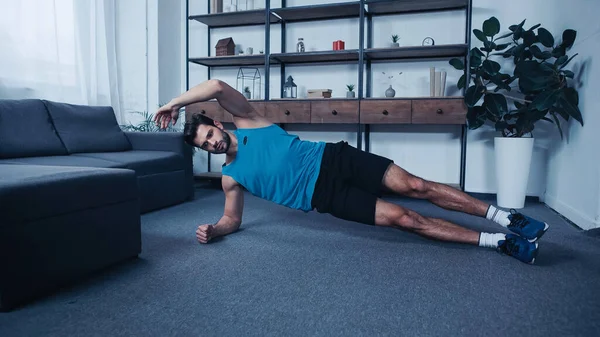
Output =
[
  {"x1": 215, "y1": 37, "x2": 235, "y2": 56},
  {"x1": 307, "y1": 89, "x2": 332, "y2": 99}
]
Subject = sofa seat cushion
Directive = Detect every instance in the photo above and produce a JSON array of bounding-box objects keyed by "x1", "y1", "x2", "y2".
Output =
[
  {"x1": 0, "y1": 99, "x2": 68, "y2": 159},
  {"x1": 0, "y1": 164, "x2": 138, "y2": 223},
  {"x1": 42, "y1": 100, "x2": 132, "y2": 154},
  {"x1": 73, "y1": 150, "x2": 185, "y2": 176},
  {"x1": 0, "y1": 155, "x2": 126, "y2": 169}
]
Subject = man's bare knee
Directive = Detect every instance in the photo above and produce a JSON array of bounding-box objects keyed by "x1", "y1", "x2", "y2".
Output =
[
  {"x1": 395, "y1": 211, "x2": 426, "y2": 231},
  {"x1": 407, "y1": 177, "x2": 428, "y2": 195}
]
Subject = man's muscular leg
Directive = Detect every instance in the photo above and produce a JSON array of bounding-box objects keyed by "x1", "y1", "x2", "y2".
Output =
[
  {"x1": 374, "y1": 199, "x2": 480, "y2": 244},
  {"x1": 381, "y1": 164, "x2": 489, "y2": 217}
]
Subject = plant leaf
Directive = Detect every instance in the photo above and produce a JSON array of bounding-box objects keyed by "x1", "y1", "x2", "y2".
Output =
[
  {"x1": 537, "y1": 28, "x2": 554, "y2": 48},
  {"x1": 532, "y1": 90, "x2": 560, "y2": 111},
  {"x1": 522, "y1": 30, "x2": 537, "y2": 46},
  {"x1": 482, "y1": 59, "x2": 501, "y2": 75},
  {"x1": 552, "y1": 45, "x2": 566, "y2": 58},
  {"x1": 484, "y1": 93, "x2": 508, "y2": 117},
  {"x1": 483, "y1": 17, "x2": 501, "y2": 36},
  {"x1": 494, "y1": 43, "x2": 511, "y2": 51},
  {"x1": 467, "y1": 106, "x2": 486, "y2": 129},
  {"x1": 561, "y1": 29, "x2": 577, "y2": 49},
  {"x1": 457, "y1": 74, "x2": 466, "y2": 89},
  {"x1": 559, "y1": 53, "x2": 579, "y2": 69},
  {"x1": 449, "y1": 58, "x2": 465, "y2": 70},
  {"x1": 473, "y1": 29, "x2": 488, "y2": 43},
  {"x1": 554, "y1": 55, "x2": 568, "y2": 67},
  {"x1": 559, "y1": 90, "x2": 583, "y2": 126},
  {"x1": 563, "y1": 70, "x2": 575, "y2": 78},
  {"x1": 513, "y1": 19, "x2": 526, "y2": 40},
  {"x1": 465, "y1": 85, "x2": 485, "y2": 107}
]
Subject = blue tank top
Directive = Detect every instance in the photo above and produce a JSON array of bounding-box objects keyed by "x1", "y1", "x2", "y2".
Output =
[{"x1": 222, "y1": 124, "x2": 325, "y2": 212}]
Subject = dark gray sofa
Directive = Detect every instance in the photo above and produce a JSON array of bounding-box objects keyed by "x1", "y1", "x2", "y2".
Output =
[{"x1": 0, "y1": 99, "x2": 194, "y2": 311}]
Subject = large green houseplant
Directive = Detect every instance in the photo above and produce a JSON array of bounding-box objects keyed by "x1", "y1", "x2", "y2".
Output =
[{"x1": 449, "y1": 17, "x2": 583, "y2": 208}]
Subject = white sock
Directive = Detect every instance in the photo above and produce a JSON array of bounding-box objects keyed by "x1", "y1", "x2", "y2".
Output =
[
  {"x1": 478, "y1": 233, "x2": 506, "y2": 249},
  {"x1": 486, "y1": 205, "x2": 511, "y2": 227}
]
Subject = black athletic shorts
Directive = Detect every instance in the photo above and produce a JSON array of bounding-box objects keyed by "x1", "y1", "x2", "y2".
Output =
[{"x1": 310, "y1": 141, "x2": 393, "y2": 225}]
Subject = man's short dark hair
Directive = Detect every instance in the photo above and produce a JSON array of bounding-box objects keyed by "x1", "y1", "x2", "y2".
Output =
[{"x1": 184, "y1": 113, "x2": 216, "y2": 147}]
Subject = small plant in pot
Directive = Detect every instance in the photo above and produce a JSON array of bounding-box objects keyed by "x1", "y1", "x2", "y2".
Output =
[
  {"x1": 346, "y1": 84, "x2": 355, "y2": 98},
  {"x1": 449, "y1": 16, "x2": 583, "y2": 209},
  {"x1": 391, "y1": 34, "x2": 400, "y2": 47},
  {"x1": 243, "y1": 86, "x2": 251, "y2": 99}
]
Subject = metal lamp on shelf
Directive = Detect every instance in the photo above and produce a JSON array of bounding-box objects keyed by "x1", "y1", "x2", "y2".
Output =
[{"x1": 283, "y1": 76, "x2": 297, "y2": 99}]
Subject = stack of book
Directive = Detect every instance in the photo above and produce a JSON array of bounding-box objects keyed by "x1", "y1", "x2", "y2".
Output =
[
  {"x1": 430, "y1": 67, "x2": 447, "y2": 97},
  {"x1": 210, "y1": 0, "x2": 223, "y2": 13},
  {"x1": 307, "y1": 89, "x2": 332, "y2": 99}
]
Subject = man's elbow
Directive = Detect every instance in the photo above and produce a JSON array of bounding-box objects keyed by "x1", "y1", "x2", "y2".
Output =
[{"x1": 208, "y1": 79, "x2": 225, "y2": 97}]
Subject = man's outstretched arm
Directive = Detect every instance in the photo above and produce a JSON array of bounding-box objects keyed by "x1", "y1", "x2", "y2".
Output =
[
  {"x1": 196, "y1": 175, "x2": 244, "y2": 243},
  {"x1": 155, "y1": 79, "x2": 261, "y2": 129}
]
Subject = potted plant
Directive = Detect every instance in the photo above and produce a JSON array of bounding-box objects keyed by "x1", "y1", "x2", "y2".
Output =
[
  {"x1": 391, "y1": 34, "x2": 400, "y2": 47},
  {"x1": 346, "y1": 84, "x2": 355, "y2": 98},
  {"x1": 449, "y1": 17, "x2": 583, "y2": 208},
  {"x1": 243, "y1": 86, "x2": 252, "y2": 99}
]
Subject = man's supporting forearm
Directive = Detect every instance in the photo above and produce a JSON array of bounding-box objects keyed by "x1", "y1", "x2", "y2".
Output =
[{"x1": 212, "y1": 215, "x2": 241, "y2": 238}]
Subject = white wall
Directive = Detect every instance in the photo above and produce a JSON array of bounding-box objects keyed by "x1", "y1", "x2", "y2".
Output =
[{"x1": 116, "y1": 0, "x2": 600, "y2": 229}]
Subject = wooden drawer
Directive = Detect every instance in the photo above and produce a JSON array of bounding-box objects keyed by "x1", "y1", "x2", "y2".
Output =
[
  {"x1": 310, "y1": 100, "x2": 359, "y2": 124},
  {"x1": 264, "y1": 101, "x2": 311, "y2": 123},
  {"x1": 360, "y1": 99, "x2": 411, "y2": 124},
  {"x1": 411, "y1": 99, "x2": 467, "y2": 124},
  {"x1": 185, "y1": 101, "x2": 224, "y2": 122}
]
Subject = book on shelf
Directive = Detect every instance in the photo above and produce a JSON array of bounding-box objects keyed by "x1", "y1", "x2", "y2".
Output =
[
  {"x1": 430, "y1": 67, "x2": 447, "y2": 97},
  {"x1": 210, "y1": 0, "x2": 223, "y2": 13}
]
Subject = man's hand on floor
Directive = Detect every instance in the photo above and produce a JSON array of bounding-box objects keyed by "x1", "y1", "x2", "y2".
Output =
[{"x1": 196, "y1": 224, "x2": 213, "y2": 244}]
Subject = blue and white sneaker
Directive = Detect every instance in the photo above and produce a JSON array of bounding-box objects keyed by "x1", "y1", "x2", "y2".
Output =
[
  {"x1": 497, "y1": 234, "x2": 539, "y2": 264},
  {"x1": 507, "y1": 209, "x2": 549, "y2": 242}
]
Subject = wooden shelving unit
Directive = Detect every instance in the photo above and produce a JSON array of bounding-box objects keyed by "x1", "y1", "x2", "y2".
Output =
[{"x1": 185, "y1": 0, "x2": 474, "y2": 190}]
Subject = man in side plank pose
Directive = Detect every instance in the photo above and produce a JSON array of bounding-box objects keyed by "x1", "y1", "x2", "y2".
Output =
[{"x1": 155, "y1": 79, "x2": 548, "y2": 264}]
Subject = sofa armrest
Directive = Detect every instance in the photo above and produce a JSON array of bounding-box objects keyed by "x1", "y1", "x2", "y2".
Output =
[
  {"x1": 124, "y1": 132, "x2": 190, "y2": 154},
  {"x1": 124, "y1": 132, "x2": 195, "y2": 200}
]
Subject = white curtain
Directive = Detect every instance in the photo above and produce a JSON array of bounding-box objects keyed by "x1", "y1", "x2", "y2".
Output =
[{"x1": 0, "y1": 0, "x2": 124, "y2": 123}]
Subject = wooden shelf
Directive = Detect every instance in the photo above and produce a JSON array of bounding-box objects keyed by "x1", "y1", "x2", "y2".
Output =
[
  {"x1": 366, "y1": 0, "x2": 468, "y2": 15},
  {"x1": 189, "y1": 10, "x2": 280, "y2": 28},
  {"x1": 270, "y1": 50, "x2": 359, "y2": 64},
  {"x1": 189, "y1": 55, "x2": 266, "y2": 67},
  {"x1": 365, "y1": 44, "x2": 468, "y2": 61},
  {"x1": 271, "y1": 2, "x2": 362, "y2": 22}
]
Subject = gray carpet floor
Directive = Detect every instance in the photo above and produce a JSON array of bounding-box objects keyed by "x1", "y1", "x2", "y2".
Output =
[{"x1": 1, "y1": 186, "x2": 600, "y2": 336}]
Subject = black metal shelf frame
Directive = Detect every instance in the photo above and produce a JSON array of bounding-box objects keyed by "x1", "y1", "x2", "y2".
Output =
[{"x1": 185, "y1": 0, "x2": 473, "y2": 190}]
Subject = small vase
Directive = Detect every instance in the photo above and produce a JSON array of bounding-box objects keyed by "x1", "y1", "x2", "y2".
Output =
[
  {"x1": 346, "y1": 91, "x2": 355, "y2": 98},
  {"x1": 243, "y1": 92, "x2": 251, "y2": 99},
  {"x1": 385, "y1": 85, "x2": 396, "y2": 97}
]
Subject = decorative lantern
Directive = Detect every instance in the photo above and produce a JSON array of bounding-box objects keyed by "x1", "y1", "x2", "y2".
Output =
[
  {"x1": 236, "y1": 67, "x2": 261, "y2": 100},
  {"x1": 283, "y1": 76, "x2": 297, "y2": 99}
]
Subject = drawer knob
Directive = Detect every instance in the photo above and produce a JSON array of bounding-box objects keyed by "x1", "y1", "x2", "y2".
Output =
[
  {"x1": 332, "y1": 110, "x2": 338, "y2": 115},
  {"x1": 284, "y1": 110, "x2": 290, "y2": 115},
  {"x1": 200, "y1": 110, "x2": 206, "y2": 114},
  {"x1": 382, "y1": 110, "x2": 389, "y2": 115},
  {"x1": 436, "y1": 109, "x2": 443, "y2": 114}
]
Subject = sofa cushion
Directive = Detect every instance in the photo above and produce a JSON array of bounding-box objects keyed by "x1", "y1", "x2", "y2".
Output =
[
  {"x1": 42, "y1": 100, "x2": 131, "y2": 154},
  {"x1": 73, "y1": 150, "x2": 184, "y2": 176},
  {"x1": 0, "y1": 164, "x2": 138, "y2": 223},
  {"x1": 0, "y1": 155, "x2": 126, "y2": 169},
  {"x1": 0, "y1": 99, "x2": 68, "y2": 159}
]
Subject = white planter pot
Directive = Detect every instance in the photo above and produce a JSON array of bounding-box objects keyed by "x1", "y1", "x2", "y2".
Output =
[{"x1": 494, "y1": 137, "x2": 534, "y2": 209}]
